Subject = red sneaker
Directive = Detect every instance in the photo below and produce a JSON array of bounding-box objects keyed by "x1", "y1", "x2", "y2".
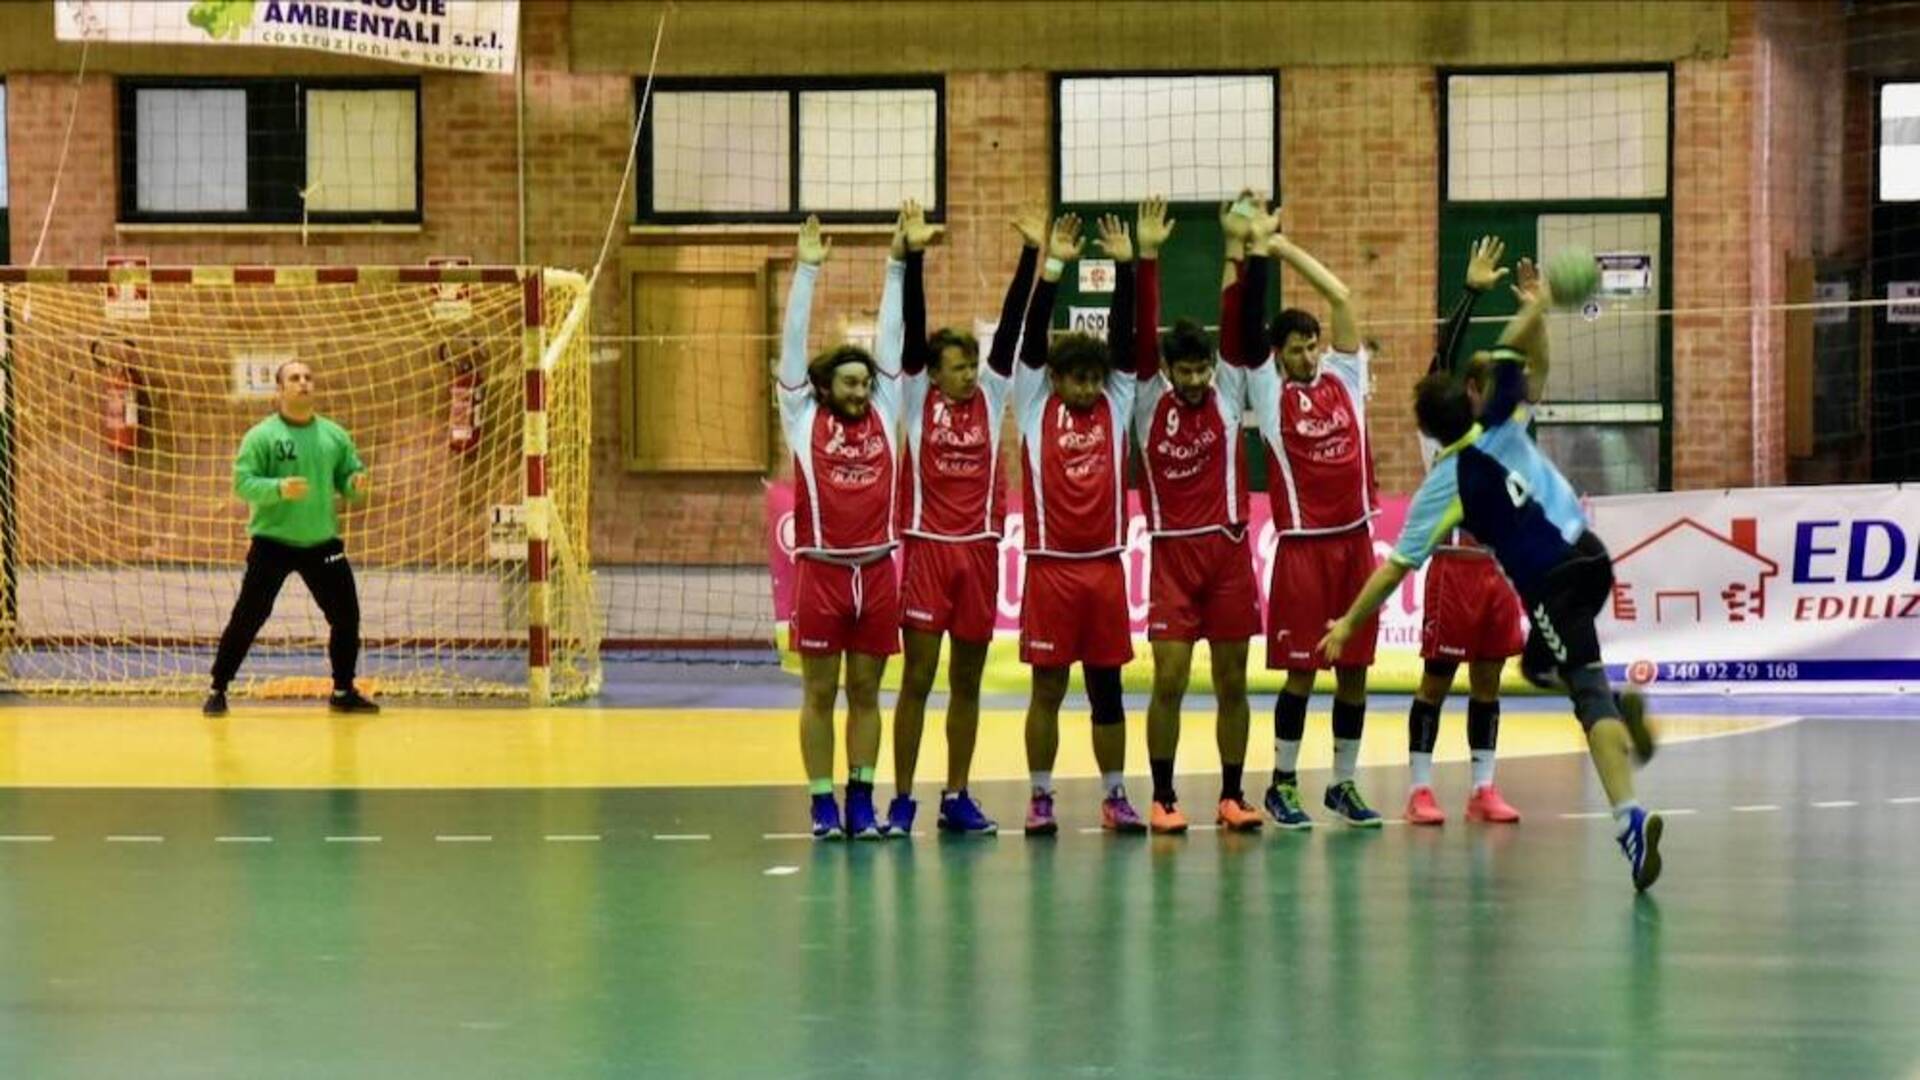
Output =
[
  {"x1": 1215, "y1": 797, "x2": 1264, "y2": 832},
  {"x1": 1150, "y1": 800, "x2": 1189, "y2": 834},
  {"x1": 1404, "y1": 785, "x2": 1446, "y2": 826},
  {"x1": 1466, "y1": 784, "x2": 1521, "y2": 823}
]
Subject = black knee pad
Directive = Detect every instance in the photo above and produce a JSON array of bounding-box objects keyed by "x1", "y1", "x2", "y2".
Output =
[
  {"x1": 1086, "y1": 666, "x2": 1125, "y2": 727},
  {"x1": 1565, "y1": 665, "x2": 1621, "y2": 732}
]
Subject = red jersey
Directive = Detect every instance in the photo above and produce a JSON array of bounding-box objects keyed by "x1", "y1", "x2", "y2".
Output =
[
  {"x1": 1132, "y1": 258, "x2": 1251, "y2": 538},
  {"x1": 1016, "y1": 388, "x2": 1134, "y2": 557},
  {"x1": 1248, "y1": 349, "x2": 1377, "y2": 536},
  {"x1": 897, "y1": 367, "x2": 1010, "y2": 542}
]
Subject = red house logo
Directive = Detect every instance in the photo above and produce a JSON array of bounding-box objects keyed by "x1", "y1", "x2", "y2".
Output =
[{"x1": 1609, "y1": 517, "x2": 1779, "y2": 624}]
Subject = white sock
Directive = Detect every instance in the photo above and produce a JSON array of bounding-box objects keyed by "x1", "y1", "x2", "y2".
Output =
[
  {"x1": 1274, "y1": 739, "x2": 1302, "y2": 777},
  {"x1": 1471, "y1": 750, "x2": 1496, "y2": 789},
  {"x1": 1612, "y1": 799, "x2": 1643, "y2": 834},
  {"x1": 1332, "y1": 737, "x2": 1360, "y2": 785},
  {"x1": 1409, "y1": 751, "x2": 1434, "y2": 789},
  {"x1": 1101, "y1": 771, "x2": 1125, "y2": 799},
  {"x1": 1030, "y1": 771, "x2": 1052, "y2": 796}
]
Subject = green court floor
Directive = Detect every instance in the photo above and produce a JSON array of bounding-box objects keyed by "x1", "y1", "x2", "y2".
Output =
[{"x1": 2, "y1": 715, "x2": 1919, "y2": 1078}]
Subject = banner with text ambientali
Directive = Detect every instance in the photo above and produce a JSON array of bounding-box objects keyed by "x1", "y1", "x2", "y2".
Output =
[{"x1": 55, "y1": 0, "x2": 519, "y2": 74}]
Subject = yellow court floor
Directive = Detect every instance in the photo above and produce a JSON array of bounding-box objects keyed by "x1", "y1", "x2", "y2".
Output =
[{"x1": 0, "y1": 703, "x2": 1785, "y2": 789}]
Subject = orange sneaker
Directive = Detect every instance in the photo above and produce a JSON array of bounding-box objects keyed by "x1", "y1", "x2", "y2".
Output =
[
  {"x1": 1150, "y1": 800, "x2": 1189, "y2": 834},
  {"x1": 1215, "y1": 797, "x2": 1263, "y2": 832},
  {"x1": 1466, "y1": 784, "x2": 1521, "y2": 823},
  {"x1": 1404, "y1": 785, "x2": 1447, "y2": 826}
]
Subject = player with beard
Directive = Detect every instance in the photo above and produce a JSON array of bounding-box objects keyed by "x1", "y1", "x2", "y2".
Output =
[
  {"x1": 1016, "y1": 213, "x2": 1144, "y2": 836},
  {"x1": 884, "y1": 202, "x2": 1046, "y2": 838},
  {"x1": 1130, "y1": 195, "x2": 1265, "y2": 834},
  {"x1": 779, "y1": 212, "x2": 907, "y2": 840}
]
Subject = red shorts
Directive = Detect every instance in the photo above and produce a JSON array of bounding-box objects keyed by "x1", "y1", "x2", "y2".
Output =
[
  {"x1": 1421, "y1": 551, "x2": 1525, "y2": 662},
  {"x1": 1267, "y1": 527, "x2": 1380, "y2": 670},
  {"x1": 789, "y1": 556, "x2": 901, "y2": 658},
  {"x1": 1148, "y1": 531, "x2": 1262, "y2": 643},
  {"x1": 899, "y1": 537, "x2": 1001, "y2": 643},
  {"x1": 1020, "y1": 556, "x2": 1133, "y2": 668}
]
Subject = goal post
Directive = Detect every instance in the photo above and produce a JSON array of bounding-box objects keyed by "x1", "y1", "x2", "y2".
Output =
[{"x1": 0, "y1": 263, "x2": 601, "y2": 704}]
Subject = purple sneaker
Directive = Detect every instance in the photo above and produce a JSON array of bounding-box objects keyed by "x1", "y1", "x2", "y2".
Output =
[
  {"x1": 1101, "y1": 791, "x2": 1147, "y2": 834},
  {"x1": 1024, "y1": 791, "x2": 1058, "y2": 836}
]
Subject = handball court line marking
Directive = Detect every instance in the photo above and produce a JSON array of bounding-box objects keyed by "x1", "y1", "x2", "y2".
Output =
[
  {"x1": 653, "y1": 833, "x2": 711, "y2": 842},
  {"x1": 545, "y1": 834, "x2": 602, "y2": 842},
  {"x1": 1731, "y1": 805, "x2": 1780, "y2": 813},
  {"x1": 326, "y1": 836, "x2": 382, "y2": 844},
  {"x1": 1890, "y1": 797, "x2": 1920, "y2": 805},
  {"x1": 0, "y1": 835, "x2": 55, "y2": 843},
  {"x1": 436, "y1": 835, "x2": 494, "y2": 843},
  {"x1": 216, "y1": 836, "x2": 274, "y2": 843},
  {"x1": 106, "y1": 835, "x2": 164, "y2": 843},
  {"x1": 1812, "y1": 801, "x2": 1859, "y2": 809}
]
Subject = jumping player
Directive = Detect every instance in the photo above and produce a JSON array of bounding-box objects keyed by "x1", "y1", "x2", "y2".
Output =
[
  {"x1": 204, "y1": 360, "x2": 379, "y2": 718},
  {"x1": 1318, "y1": 274, "x2": 1665, "y2": 891},
  {"x1": 778, "y1": 213, "x2": 907, "y2": 840},
  {"x1": 887, "y1": 203, "x2": 1046, "y2": 838},
  {"x1": 1239, "y1": 214, "x2": 1383, "y2": 828},
  {"x1": 1404, "y1": 237, "x2": 1525, "y2": 827},
  {"x1": 1016, "y1": 213, "x2": 1143, "y2": 835},
  {"x1": 1131, "y1": 196, "x2": 1265, "y2": 834}
]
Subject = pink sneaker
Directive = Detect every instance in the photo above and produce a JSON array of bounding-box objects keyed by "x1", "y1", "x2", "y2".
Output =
[
  {"x1": 1405, "y1": 785, "x2": 1447, "y2": 826},
  {"x1": 1102, "y1": 793, "x2": 1147, "y2": 834},
  {"x1": 1466, "y1": 784, "x2": 1521, "y2": 823},
  {"x1": 1024, "y1": 791, "x2": 1058, "y2": 836}
]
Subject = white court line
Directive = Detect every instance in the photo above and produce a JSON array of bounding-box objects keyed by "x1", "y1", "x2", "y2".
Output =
[
  {"x1": 325, "y1": 836, "x2": 382, "y2": 843},
  {"x1": 1731, "y1": 805, "x2": 1780, "y2": 813},
  {"x1": 1661, "y1": 809, "x2": 1699, "y2": 816},
  {"x1": 0, "y1": 835, "x2": 55, "y2": 843},
  {"x1": 761, "y1": 832, "x2": 812, "y2": 841},
  {"x1": 1560, "y1": 812, "x2": 1612, "y2": 820},
  {"x1": 1076, "y1": 827, "x2": 1104, "y2": 835},
  {"x1": 1888, "y1": 797, "x2": 1920, "y2": 805},
  {"x1": 653, "y1": 833, "x2": 711, "y2": 842},
  {"x1": 216, "y1": 836, "x2": 274, "y2": 843},
  {"x1": 546, "y1": 834, "x2": 603, "y2": 842},
  {"x1": 436, "y1": 835, "x2": 494, "y2": 843},
  {"x1": 106, "y1": 835, "x2": 164, "y2": 843},
  {"x1": 1812, "y1": 800, "x2": 1859, "y2": 809}
]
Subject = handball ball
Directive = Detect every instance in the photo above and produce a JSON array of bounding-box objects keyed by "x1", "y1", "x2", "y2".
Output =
[{"x1": 1545, "y1": 246, "x2": 1601, "y2": 308}]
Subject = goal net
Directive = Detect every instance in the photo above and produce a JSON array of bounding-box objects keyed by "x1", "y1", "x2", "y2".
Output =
[{"x1": 0, "y1": 264, "x2": 600, "y2": 704}]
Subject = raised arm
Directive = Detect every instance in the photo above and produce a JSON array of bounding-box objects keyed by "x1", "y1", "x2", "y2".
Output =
[
  {"x1": 1020, "y1": 213, "x2": 1084, "y2": 370},
  {"x1": 895, "y1": 199, "x2": 942, "y2": 378},
  {"x1": 1480, "y1": 275, "x2": 1552, "y2": 429},
  {"x1": 1271, "y1": 231, "x2": 1359, "y2": 354},
  {"x1": 778, "y1": 216, "x2": 830, "y2": 398},
  {"x1": 1096, "y1": 212, "x2": 1138, "y2": 377},
  {"x1": 989, "y1": 208, "x2": 1046, "y2": 378},
  {"x1": 1432, "y1": 236, "x2": 1508, "y2": 378},
  {"x1": 1132, "y1": 196, "x2": 1173, "y2": 380}
]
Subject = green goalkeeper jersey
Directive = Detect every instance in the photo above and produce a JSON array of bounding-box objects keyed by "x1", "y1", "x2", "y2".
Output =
[{"x1": 232, "y1": 413, "x2": 366, "y2": 546}]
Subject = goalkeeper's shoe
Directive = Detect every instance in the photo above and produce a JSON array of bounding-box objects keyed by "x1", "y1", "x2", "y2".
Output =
[
  {"x1": 882, "y1": 795, "x2": 917, "y2": 839},
  {"x1": 202, "y1": 690, "x2": 229, "y2": 718},
  {"x1": 844, "y1": 787, "x2": 884, "y2": 841},
  {"x1": 329, "y1": 689, "x2": 381, "y2": 715}
]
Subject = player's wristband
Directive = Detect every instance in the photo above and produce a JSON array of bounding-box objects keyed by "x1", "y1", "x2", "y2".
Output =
[{"x1": 1044, "y1": 257, "x2": 1066, "y2": 277}]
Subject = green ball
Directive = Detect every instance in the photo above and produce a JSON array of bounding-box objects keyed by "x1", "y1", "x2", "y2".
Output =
[{"x1": 1545, "y1": 246, "x2": 1601, "y2": 308}]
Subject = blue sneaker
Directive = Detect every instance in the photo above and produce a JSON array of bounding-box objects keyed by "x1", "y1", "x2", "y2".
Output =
[
  {"x1": 1617, "y1": 807, "x2": 1665, "y2": 892},
  {"x1": 1323, "y1": 781, "x2": 1384, "y2": 828},
  {"x1": 937, "y1": 790, "x2": 999, "y2": 835},
  {"x1": 1263, "y1": 780, "x2": 1314, "y2": 831},
  {"x1": 883, "y1": 795, "x2": 917, "y2": 839},
  {"x1": 845, "y1": 787, "x2": 884, "y2": 841},
  {"x1": 810, "y1": 793, "x2": 843, "y2": 840}
]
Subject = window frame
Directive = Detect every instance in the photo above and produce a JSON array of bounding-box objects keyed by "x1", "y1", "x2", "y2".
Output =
[
  {"x1": 1049, "y1": 69, "x2": 1282, "y2": 209},
  {"x1": 117, "y1": 76, "x2": 424, "y2": 227},
  {"x1": 634, "y1": 75, "x2": 946, "y2": 226},
  {"x1": 1438, "y1": 64, "x2": 1676, "y2": 493}
]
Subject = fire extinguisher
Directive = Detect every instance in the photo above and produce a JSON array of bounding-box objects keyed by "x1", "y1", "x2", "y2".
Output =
[
  {"x1": 93, "y1": 338, "x2": 143, "y2": 456},
  {"x1": 445, "y1": 342, "x2": 482, "y2": 454}
]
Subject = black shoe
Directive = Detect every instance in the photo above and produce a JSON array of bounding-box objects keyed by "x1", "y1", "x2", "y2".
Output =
[
  {"x1": 202, "y1": 690, "x2": 228, "y2": 717},
  {"x1": 329, "y1": 688, "x2": 380, "y2": 715}
]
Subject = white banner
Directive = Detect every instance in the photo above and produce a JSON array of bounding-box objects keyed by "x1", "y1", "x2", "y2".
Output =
[
  {"x1": 55, "y1": 0, "x2": 519, "y2": 74},
  {"x1": 1588, "y1": 484, "x2": 1920, "y2": 693}
]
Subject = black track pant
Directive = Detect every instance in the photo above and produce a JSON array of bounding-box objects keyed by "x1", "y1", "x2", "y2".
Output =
[{"x1": 210, "y1": 536, "x2": 361, "y2": 692}]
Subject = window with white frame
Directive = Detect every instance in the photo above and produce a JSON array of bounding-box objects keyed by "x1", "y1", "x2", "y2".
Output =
[
  {"x1": 1057, "y1": 74, "x2": 1277, "y2": 203},
  {"x1": 638, "y1": 79, "x2": 943, "y2": 222},
  {"x1": 119, "y1": 78, "x2": 421, "y2": 224},
  {"x1": 1447, "y1": 71, "x2": 1669, "y2": 201}
]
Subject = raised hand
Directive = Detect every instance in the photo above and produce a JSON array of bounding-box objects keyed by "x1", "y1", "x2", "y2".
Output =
[
  {"x1": 1511, "y1": 256, "x2": 1547, "y2": 305},
  {"x1": 901, "y1": 199, "x2": 942, "y2": 252},
  {"x1": 1048, "y1": 213, "x2": 1085, "y2": 264},
  {"x1": 1012, "y1": 205, "x2": 1048, "y2": 249},
  {"x1": 1466, "y1": 236, "x2": 1511, "y2": 293},
  {"x1": 797, "y1": 215, "x2": 832, "y2": 267},
  {"x1": 1136, "y1": 195, "x2": 1175, "y2": 258},
  {"x1": 1249, "y1": 200, "x2": 1283, "y2": 251},
  {"x1": 1220, "y1": 188, "x2": 1256, "y2": 247},
  {"x1": 1094, "y1": 213, "x2": 1133, "y2": 263}
]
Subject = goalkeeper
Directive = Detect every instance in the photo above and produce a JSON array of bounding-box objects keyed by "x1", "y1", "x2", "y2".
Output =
[{"x1": 204, "y1": 361, "x2": 380, "y2": 717}]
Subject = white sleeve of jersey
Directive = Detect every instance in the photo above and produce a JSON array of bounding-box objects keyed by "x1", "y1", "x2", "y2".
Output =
[
  {"x1": 870, "y1": 258, "x2": 906, "y2": 424},
  {"x1": 1244, "y1": 357, "x2": 1284, "y2": 452},
  {"x1": 1133, "y1": 372, "x2": 1170, "y2": 438},
  {"x1": 777, "y1": 263, "x2": 821, "y2": 447},
  {"x1": 1323, "y1": 347, "x2": 1371, "y2": 401},
  {"x1": 1014, "y1": 357, "x2": 1050, "y2": 443},
  {"x1": 1104, "y1": 364, "x2": 1138, "y2": 422}
]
